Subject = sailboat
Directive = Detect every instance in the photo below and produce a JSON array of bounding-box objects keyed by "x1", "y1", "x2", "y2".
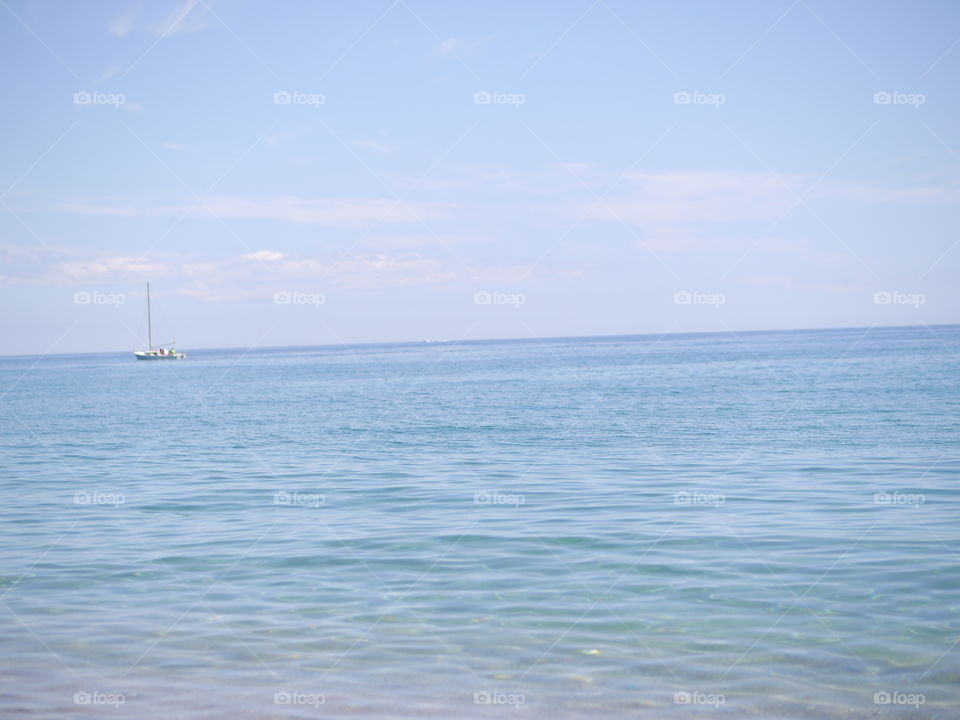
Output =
[{"x1": 133, "y1": 283, "x2": 186, "y2": 360}]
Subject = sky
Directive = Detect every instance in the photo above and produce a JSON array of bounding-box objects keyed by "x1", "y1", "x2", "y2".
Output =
[{"x1": 0, "y1": 0, "x2": 958, "y2": 355}]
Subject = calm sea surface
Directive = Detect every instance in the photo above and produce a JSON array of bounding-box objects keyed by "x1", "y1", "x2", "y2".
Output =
[{"x1": 1, "y1": 325, "x2": 958, "y2": 718}]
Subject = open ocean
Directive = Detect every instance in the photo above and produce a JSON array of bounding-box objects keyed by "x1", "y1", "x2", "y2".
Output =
[{"x1": 1, "y1": 324, "x2": 958, "y2": 719}]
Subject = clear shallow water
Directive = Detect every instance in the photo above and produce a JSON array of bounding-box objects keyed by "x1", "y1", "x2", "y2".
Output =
[{"x1": 1, "y1": 325, "x2": 958, "y2": 718}]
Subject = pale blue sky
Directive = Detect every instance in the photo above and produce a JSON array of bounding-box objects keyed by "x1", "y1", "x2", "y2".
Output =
[{"x1": 1, "y1": 0, "x2": 958, "y2": 354}]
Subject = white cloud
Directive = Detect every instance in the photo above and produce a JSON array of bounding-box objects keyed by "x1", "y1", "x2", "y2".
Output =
[
  {"x1": 15, "y1": 244, "x2": 553, "y2": 302},
  {"x1": 275, "y1": 254, "x2": 458, "y2": 290},
  {"x1": 243, "y1": 250, "x2": 286, "y2": 261}
]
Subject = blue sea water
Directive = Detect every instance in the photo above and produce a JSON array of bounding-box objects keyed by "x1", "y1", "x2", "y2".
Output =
[{"x1": 1, "y1": 324, "x2": 958, "y2": 719}]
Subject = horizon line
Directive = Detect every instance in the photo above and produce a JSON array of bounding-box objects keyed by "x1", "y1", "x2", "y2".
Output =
[{"x1": 1, "y1": 321, "x2": 957, "y2": 360}]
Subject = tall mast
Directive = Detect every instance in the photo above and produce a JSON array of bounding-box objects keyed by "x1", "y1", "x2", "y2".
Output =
[{"x1": 147, "y1": 282, "x2": 152, "y2": 351}]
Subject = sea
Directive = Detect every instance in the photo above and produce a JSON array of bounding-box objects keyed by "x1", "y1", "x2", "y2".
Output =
[{"x1": 1, "y1": 324, "x2": 958, "y2": 718}]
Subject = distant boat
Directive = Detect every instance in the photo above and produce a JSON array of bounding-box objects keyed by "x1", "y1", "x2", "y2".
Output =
[{"x1": 133, "y1": 283, "x2": 186, "y2": 360}]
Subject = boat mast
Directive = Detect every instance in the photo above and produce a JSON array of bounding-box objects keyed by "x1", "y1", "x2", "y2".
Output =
[{"x1": 146, "y1": 282, "x2": 153, "y2": 351}]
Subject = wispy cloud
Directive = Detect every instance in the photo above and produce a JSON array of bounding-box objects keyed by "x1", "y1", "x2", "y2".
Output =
[
  {"x1": 60, "y1": 203, "x2": 142, "y2": 218},
  {"x1": 154, "y1": 0, "x2": 206, "y2": 37},
  {"x1": 108, "y1": 0, "x2": 207, "y2": 38},
  {"x1": 353, "y1": 139, "x2": 391, "y2": 152},
  {"x1": 587, "y1": 171, "x2": 803, "y2": 252},
  {"x1": 432, "y1": 36, "x2": 489, "y2": 57},
  {"x1": 10, "y1": 242, "x2": 556, "y2": 304},
  {"x1": 197, "y1": 196, "x2": 450, "y2": 226},
  {"x1": 434, "y1": 38, "x2": 459, "y2": 55},
  {"x1": 61, "y1": 196, "x2": 454, "y2": 228},
  {"x1": 108, "y1": 3, "x2": 140, "y2": 37},
  {"x1": 243, "y1": 250, "x2": 285, "y2": 261},
  {"x1": 363, "y1": 233, "x2": 466, "y2": 250},
  {"x1": 62, "y1": 256, "x2": 168, "y2": 279},
  {"x1": 596, "y1": 171, "x2": 800, "y2": 225},
  {"x1": 174, "y1": 252, "x2": 463, "y2": 299}
]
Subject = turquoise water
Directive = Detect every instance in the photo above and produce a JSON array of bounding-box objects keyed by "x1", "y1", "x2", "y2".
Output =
[{"x1": 1, "y1": 325, "x2": 958, "y2": 718}]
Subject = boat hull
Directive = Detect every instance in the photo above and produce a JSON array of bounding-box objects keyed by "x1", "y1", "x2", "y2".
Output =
[{"x1": 134, "y1": 351, "x2": 186, "y2": 360}]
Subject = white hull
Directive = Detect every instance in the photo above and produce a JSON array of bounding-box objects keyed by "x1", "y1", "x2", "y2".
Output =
[{"x1": 134, "y1": 351, "x2": 186, "y2": 360}]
